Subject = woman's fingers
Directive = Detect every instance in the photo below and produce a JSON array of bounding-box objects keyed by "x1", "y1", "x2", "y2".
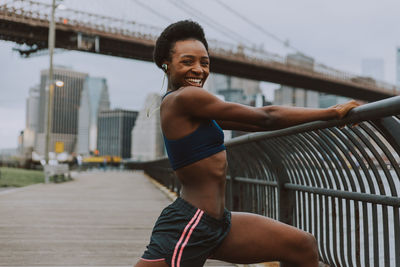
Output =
[{"x1": 334, "y1": 100, "x2": 361, "y2": 119}]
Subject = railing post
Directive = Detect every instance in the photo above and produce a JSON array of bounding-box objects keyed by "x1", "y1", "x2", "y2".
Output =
[
  {"x1": 269, "y1": 152, "x2": 294, "y2": 225},
  {"x1": 269, "y1": 151, "x2": 295, "y2": 267}
]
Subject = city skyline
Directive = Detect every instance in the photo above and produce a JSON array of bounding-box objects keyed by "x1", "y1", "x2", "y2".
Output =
[{"x1": 1, "y1": 0, "x2": 399, "y2": 149}]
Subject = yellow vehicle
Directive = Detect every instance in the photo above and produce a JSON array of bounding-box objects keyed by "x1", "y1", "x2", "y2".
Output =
[{"x1": 82, "y1": 156, "x2": 121, "y2": 163}]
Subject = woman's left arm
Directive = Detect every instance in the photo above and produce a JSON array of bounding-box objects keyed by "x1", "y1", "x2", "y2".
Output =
[{"x1": 217, "y1": 100, "x2": 360, "y2": 132}]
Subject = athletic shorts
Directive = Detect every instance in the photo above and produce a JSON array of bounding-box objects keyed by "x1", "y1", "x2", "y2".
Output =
[{"x1": 141, "y1": 197, "x2": 232, "y2": 267}]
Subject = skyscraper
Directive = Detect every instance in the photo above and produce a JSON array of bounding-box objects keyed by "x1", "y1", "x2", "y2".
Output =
[
  {"x1": 35, "y1": 67, "x2": 88, "y2": 155},
  {"x1": 97, "y1": 109, "x2": 138, "y2": 158},
  {"x1": 77, "y1": 77, "x2": 110, "y2": 156},
  {"x1": 23, "y1": 85, "x2": 40, "y2": 150},
  {"x1": 131, "y1": 93, "x2": 165, "y2": 161}
]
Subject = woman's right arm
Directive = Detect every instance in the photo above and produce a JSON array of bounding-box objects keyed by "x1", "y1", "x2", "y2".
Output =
[{"x1": 175, "y1": 86, "x2": 359, "y2": 131}]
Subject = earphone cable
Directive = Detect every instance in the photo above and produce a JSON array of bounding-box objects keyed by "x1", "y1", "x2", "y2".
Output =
[{"x1": 146, "y1": 71, "x2": 166, "y2": 118}]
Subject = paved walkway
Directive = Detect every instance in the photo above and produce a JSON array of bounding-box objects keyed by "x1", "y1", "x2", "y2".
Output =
[{"x1": 0, "y1": 171, "x2": 234, "y2": 266}]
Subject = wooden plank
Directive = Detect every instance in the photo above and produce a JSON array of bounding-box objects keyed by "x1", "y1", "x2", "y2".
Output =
[{"x1": 0, "y1": 171, "x2": 234, "y2": 266}]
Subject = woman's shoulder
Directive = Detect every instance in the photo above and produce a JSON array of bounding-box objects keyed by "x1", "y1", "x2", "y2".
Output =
[{"x1": 175, "y1": 86, "x2": 213, "y2": 101}]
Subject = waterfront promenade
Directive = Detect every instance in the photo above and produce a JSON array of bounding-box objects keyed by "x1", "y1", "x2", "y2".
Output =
[{"x1": 0, "y1": 171, "x2": 235, "y2": 266}]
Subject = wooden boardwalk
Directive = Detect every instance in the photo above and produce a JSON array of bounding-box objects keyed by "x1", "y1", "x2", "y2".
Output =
[{"x1": 0, "y1": 171, "x2": 235, "y2": 266}]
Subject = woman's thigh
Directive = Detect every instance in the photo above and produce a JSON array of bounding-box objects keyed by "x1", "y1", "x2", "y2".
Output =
[
  {"x1": 134, "y1": 259, "x2": 169, "y2": 267},
  {"x1": 210, "y1": 212, "x2": 318, "y2": 265}
]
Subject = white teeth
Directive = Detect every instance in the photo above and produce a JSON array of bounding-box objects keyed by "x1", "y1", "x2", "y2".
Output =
[{"x1": 186, "y1": 78, "x2": 202, "y2": 85}]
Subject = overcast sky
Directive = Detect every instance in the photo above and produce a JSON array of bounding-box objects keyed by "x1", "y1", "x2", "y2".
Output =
[{"x1": 1, "y1": 0, "x2": 399, "y2": 149}]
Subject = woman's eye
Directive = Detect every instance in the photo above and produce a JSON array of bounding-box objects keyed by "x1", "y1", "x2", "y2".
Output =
[
  {"x1": 182, "y1": 60, "x2": 192, "y2": 65},
  {"x1": 201, "y1": 62, "x2": 209, "y2": 67}
]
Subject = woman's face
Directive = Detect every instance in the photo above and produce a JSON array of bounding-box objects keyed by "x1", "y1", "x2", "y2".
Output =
[{"x1": 167, "y1": 39, "x2": 209, "y2": 90}]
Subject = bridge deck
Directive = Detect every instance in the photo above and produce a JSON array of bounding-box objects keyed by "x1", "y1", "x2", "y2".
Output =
[{"x1": 0, "y1": 171, "x2": 234, "y2": 266}]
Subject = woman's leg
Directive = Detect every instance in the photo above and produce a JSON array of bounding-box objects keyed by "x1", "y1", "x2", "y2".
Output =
[
  {"x1": 134, "y1": 259, "x2": 169, "y2": 267},
  {"x1": 211, "y1": 212, "x2": 318, "y2": 267}
]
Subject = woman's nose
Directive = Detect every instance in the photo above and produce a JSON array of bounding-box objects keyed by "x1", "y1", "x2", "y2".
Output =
[{"x1": 191, "y1": 65, "x2": 203, "y2": 74}]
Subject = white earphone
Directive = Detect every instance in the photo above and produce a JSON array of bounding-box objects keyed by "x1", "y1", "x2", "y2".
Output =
[{"x1": 162, "y1": 64, "x2": 168, "y2": 72}]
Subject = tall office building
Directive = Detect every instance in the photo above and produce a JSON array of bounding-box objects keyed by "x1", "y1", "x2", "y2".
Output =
[
  {"x1": 97, "y1": 109, "x2": 138, "y2": 158},
  {"x1": 35, "y1": 67, "x2": 88, "y2": 155},
  {"x1": 362, "y1": 58, "x2": 384, "y2": 81},
  {"x1": 77, "y1": 77, "x2": 110, "y2": 156},
  {"x1": 205, "y1": 73, "x2": 262, "y2": 105},
  {"x1": 131, "y1": 93, "x2": 165, "y2": 161},
  {"x1": 274, "y1": 53, "x2": 319, "y2": 108},
  {"x1": 23, "y1": 85, "x2": 40, "y2": 151}
]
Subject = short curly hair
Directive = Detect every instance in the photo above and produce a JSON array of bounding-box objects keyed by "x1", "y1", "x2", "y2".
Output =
[{"x1": 153, "y1": 20, "x2": 208, "y2": 69}]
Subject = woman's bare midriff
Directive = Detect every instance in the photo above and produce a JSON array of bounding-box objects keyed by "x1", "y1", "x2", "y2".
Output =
[{"x1": 175, "y1": 150, "x2": 227, "y2": 219}]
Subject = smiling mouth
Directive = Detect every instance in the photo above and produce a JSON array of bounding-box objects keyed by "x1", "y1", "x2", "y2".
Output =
[{"x1": 185, "y1": 77, "x2": 203, "y2": 86}]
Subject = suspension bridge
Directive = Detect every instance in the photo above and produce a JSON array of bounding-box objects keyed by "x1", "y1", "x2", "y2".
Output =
[{"x1": 0, "y1": 0, "x2": 398, "y2": 101}]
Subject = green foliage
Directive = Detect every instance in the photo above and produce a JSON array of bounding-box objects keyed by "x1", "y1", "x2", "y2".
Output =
[{"x1": 0, "y1": 167, "x2": 44, "y2": 187}]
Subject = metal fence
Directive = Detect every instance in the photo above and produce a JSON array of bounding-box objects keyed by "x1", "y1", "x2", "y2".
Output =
[{"x1": 127, "y1": 96, "x2": 400, "y2": 266}]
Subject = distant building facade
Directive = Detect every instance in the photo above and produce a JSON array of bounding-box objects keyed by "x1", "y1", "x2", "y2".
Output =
[
  {"x1": 77, "y1": 77, "x2": 110, "y2": 156},
  {"x1": 205, "y1": 73, "x2": 262, "y2": 105},
  {"x1": 274, "y1": 85, "x2": 319, "y2": 108},
  {"x1": 319, "y1": 93, "x2": 350, "y2": 108},
  {"x1": 274, "y1": 53, "x2": 319, "y2": 108},
  {"x1": 35, "y1": 67, "x2": 88, "y2": 155},
  {"x1": 97, "y1": 109, "x2": 138, "y2": 158},
  {"x1": 23, "y1": 85, "x2": 40, "y2": 153},
  {"x1": 205, "y1": 73, "x2": 264, "y2": 138},
  {"x1": 131, "y1": 93, "x2": 165, "y2": 161}
]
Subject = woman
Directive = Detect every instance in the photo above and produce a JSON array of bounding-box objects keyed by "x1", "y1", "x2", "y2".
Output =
[{"x1": 136, "y1": 20, "x2": 359, "y2": 267}]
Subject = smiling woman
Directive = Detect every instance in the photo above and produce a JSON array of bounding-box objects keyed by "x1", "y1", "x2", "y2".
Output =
[{"x1": 134, "y1": 20, "x2": 359, "y2": 267}]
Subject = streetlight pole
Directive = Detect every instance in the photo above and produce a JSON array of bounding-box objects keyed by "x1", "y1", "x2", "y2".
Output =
[{"x1": 44, "y1": 0, "x2": 57, "y2": 183}]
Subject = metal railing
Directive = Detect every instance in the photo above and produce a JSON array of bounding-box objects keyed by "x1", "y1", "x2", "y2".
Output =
[{"x1": 127, "y1": 96, "x2": 400, "y2": 267}]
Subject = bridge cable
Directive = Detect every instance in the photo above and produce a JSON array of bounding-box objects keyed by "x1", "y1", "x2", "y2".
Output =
[
  {"x1": 131, "y1": 0, "x2": 174, "y2": 23},
  {"x1": 167, "y1": 0, "x2": 255, "y2": 46},
  {"x1": 214, "y1": 0, "x2": 308, "y2": 55}
]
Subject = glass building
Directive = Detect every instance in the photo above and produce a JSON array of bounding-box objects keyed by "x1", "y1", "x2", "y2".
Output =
[
  {"x1": 35, "y1": 67, "x2": 88, "y2": 155},
  {"x1": 131, "y1": 93, "x2": 165, "y2": 161},
  {"x1": 77, "y1": 77, "x2": 110, "y2": 156},
  {"x1": 23, "y1": 85, "x2": 40, "y2": 150},
  {"x1": 97, "y1": 109, "x2": 138, "y2": 158}
]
